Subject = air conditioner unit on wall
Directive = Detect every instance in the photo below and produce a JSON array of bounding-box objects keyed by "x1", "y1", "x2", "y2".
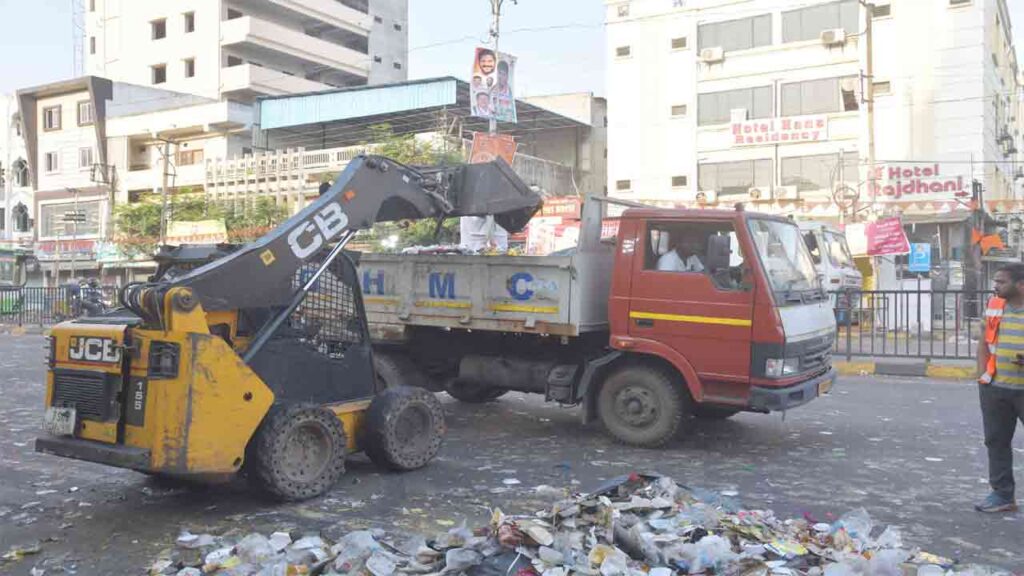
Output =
[
  {"x1": 695, "y1": 190, "x2": 717, "y2": 204},
  {"x1": 699, "y1": 46, "x2": 724, "y2": 63},
  {"x1": 820, "y1": 29, "x2": 847, "y2": 46},
  {"x1": 775, "y1": 186, "x2": 799, "y2": 200}
]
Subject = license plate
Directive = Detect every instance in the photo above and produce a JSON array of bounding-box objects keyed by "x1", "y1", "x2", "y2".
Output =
[
  {"x1": 818, "y1": 378, "x2": 834, "y2": 396},
  {"x1": 43, "y1": 407, "x2": 76, "y2": 437}
]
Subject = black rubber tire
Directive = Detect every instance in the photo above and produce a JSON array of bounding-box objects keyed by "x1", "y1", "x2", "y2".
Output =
[
  {"x1": 374, "y1": 351, "x2": 430, "y2": 391},
  {"x1": 248, "y1": 403, "x2": 347, "y2": 501},
  {"x1": 445, "y1": 379, "x2": 509, "y2": 403},
  {"x1": 694, "y1": 406, "x2": 740, "y2": 420},
  {"x1": 597, "y1": 365, "x2": 688, "y2": 448},
  {"x1": 362, "y1": 386, "x2": 446, "y2": 471}
]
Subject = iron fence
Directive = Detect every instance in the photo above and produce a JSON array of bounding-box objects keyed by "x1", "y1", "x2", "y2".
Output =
[
  {"x1": 832, "y1": 289, "x2": 991, "y2": 360},
  {"x1": 0, "y1": 286, "x2": 119, "y2": 327}
]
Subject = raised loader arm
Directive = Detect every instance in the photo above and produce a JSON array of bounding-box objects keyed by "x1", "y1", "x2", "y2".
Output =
[{"x1": 130, "y1": 155, "x2": 540, "y2": 313}]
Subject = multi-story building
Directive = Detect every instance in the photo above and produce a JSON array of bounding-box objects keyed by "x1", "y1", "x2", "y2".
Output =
[
  {"x1": 1, "y1": 94, "x2": 33, "y2": 244},
  {"x1": 85, "y1": 0, "x2": 408, "y2": 101},
  {"x1": 605, "y1": 0, "x2": 1023, "y2": 209}
]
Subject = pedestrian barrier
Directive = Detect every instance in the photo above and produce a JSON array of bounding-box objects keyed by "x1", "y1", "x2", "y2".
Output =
[
  {"x1": 832, "y1": 289, "x2": 990, "y2": 360},
  {"x1": 0, "y1": 286, "x2": 119, "y2": 327}
]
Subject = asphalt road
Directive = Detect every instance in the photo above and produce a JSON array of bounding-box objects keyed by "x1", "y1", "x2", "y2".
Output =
[{"x1": 0, "y1": 334, "x2": 1022, "y2": 574}]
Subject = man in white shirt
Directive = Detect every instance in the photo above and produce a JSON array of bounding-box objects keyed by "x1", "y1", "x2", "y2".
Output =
[{"x1": 657, "y1": 235, "x2": 705, "y2": 273}]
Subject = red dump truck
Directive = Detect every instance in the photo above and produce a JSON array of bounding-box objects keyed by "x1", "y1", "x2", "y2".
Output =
[{"x1": 361, "y1": 200, "x2": 837, "y2": 447}]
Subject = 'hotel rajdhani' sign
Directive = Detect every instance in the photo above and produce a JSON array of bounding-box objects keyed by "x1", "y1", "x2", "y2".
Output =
[{"x1": 731, "y1": 115, "x2": 828, "y2": 147}]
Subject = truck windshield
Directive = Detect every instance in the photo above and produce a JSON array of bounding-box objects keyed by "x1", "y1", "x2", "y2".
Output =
[
  {"x1": 748, "y1": 219, "x2": 820, "y2": 299},
  {"x1": 823, "y1": 231, "x2": 854, "y2": 269}
]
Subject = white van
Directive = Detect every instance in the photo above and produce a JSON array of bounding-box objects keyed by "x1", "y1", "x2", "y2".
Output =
[{"x1": 799, "y1": 222, "x2": 862, "y2": 291}]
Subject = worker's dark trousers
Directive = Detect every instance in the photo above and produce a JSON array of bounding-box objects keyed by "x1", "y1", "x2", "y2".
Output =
[{"x1": 980, "y1": 384, "x2": 1024, "y2": 500}]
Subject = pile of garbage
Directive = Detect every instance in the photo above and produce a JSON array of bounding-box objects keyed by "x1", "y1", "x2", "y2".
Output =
[
  {"x1": 149, "y1": 474, "x2": 1010, "y2": 575},
  {"x1": 398, "y1": 245, "x2": 524, "y2": 256}
]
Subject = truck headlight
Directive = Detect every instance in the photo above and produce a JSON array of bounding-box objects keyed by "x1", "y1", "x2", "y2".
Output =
[{"x1": 765, "y1": 358, "x2": 800, "y2": 378}]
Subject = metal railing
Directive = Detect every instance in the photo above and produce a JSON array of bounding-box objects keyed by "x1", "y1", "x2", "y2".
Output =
[
  {"x1": 832, "y1": 289, "x2": 990, "y2": 360},
  {"x1": 0, "y1": 286, "x2": 119, "y2": 327}
]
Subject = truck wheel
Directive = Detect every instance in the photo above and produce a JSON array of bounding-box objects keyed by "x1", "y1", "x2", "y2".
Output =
[
  {"x1": 362, "y1": 386, "x2": 446, "y2": 471},
  {"x1": 597, "y1": 365, "x2": 687, "y2": 448},
  {"x1": 249, "y1": 404, "x2": 347, "y2": 501},
  {"x1": 694, "y1": 406, "x2": 739, "y2": 420},
  {"x1": 374, "y1": 352, "x2": 429, "y2": 391},
  {"x1": 445, "y1": 379, "x2": 508, "y2": 403}
]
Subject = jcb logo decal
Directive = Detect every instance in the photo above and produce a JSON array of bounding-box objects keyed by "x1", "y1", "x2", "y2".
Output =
[
  {"x1": 68, "y1": 337, "x2": 121, "y2": 364},
  {"x1": 287, "y1": 201, "x2": 350, "y2": 259}
]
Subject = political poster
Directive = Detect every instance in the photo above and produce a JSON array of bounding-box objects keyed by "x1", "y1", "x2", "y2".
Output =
[
  {"x1": 471, "y1": 47, "x2": 517, "y2": 123},
  {"x1": 469, "y1": 132, "x2": 517, "y2": 165},
  {"x1": 866, "y1": 217, "x2": 910, "y2": 256}
]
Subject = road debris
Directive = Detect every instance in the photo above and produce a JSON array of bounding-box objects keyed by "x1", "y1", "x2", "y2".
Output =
[{"x1": 147, "y1": 474, "x2": 1011, "y2": 575}]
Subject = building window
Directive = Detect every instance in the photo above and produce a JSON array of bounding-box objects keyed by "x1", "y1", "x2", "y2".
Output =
[
  {"x1": 227, "y1": 9, "x2": 243, "y2": 19},
  {"x1": 77, "y1": 100, "x2": 94, "y2": 126},
  {"x1": 374, "y1": 15, "x2": 383, "y2": 23},
  {"x1": 698, "y1": 86, "x2": 773, "y2": 126},
  {"x1": 949, "y1": 0, "x2": 971, "y2": 5},
  {"x1": 872, "y1": 4, "x2": 892, "y2": 18},
  {"x1": 616, "y1": 180, "x2": 632, "y2": 191},
  {"x1": 393, "y1": 22, "x2": 402, "y2": 31},
  {"x1": 873, "y1": 81, "x2": 892, "y2": 95},
  {"x1": 671, "y1": 104, "x2": 687, "y2": 117},
  {"x1": 671, "y1": 36, "x2": 688, "y2": 50},
  {"x1": 781, "y1": 152, "x2": 858, "y2": 192},
  {"x1": 151, "y1": 18, "x2": 167, "y2": 40},
  {"x1": 698, "y1": 159, "x2": 772, "y2": 196},
  {"x1": 184, "y1": 58, "x2": 196, "y2": 78},
  {"x1": 152, "y1": 64, "x2": 167, "y2": 84},
  {"x1": 184, "y1": 11, "x2": 195, "y2": 33},
  {"x1": 177, "y1": 149, "x2": 204, "y2": 166},
  {"x1": 616, "y1": 46, "x2": 631, "y2": 58},
  {"x1": 79, "y1": 147, "x2": 94, "y2": 170},
  {"x1": 12, "y1": 159, "x2": 28, "y2": 187},
  {"x1": 393, "y1": 61, "x2": 402, "y2": 70},
  {"x1": 43, "y1": 106, "x2": 61, "y2": 131},
  {"x1": 698, "y1": 14, "x2": 772, "y2": 52},
  {"x1": 672, "y1": 176, "x2": 688, "y2": 187},
  {"x1": 44, "y1": 152, "x2": 59, "y2": 173},
  {"x1": 227, "y1": 55, "x2": 243, "y2": 67},
  {"x1": 374, "y1": 55, "x2": 382, "y2": 63},
  {"x1": 13, "y1": 203, "x2": 29, "y2": 233},
  {"x1": 783, "y1": 0, "x2": 858, "y2": 43},
  {"x1": 89, "y1": 36, "x2": 96, "y2": 54},
  {"x1": 781, "y1": 76, "x2": 859, "y2": 116}
]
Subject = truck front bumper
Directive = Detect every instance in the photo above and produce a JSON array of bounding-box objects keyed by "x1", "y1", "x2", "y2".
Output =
[
  {"x1": 748, "y1": 367, "x2": 836, "y2": 412},
  {"x1": 35, "y1": 436, "x2": 151, "y2": 471}
]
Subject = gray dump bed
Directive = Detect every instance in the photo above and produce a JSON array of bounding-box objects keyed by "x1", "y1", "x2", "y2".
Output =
[{"x1": 357, "y1": 245, "x2": 614, "y2": 338}]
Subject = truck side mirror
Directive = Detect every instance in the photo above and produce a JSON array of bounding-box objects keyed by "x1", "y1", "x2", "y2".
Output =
[{"x1": 706, "y1": 235, "x2": 731, "y2": 272}]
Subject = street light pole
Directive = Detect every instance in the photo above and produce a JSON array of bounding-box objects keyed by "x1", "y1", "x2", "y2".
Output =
[
  {"x1": 859, "y1": 0, "x2": 876, "y2": 223},
  {"x1": 488, "y1": 0, "x2": 515, "y2": 135}
]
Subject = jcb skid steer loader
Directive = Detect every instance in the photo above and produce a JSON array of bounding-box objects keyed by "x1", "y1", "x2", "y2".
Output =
[{"x1": 36, "y1": 155, "x2": 541, "y2": 500}]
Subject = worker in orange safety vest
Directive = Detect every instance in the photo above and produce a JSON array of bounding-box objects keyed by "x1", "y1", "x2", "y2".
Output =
[{"x1": 975, "y1": 263, "x2": 1024, "y2": 513}]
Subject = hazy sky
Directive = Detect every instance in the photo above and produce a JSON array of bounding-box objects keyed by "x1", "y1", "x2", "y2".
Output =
[{"x1": 0, "y1": 0, "x2": 1022, "y2": 97}]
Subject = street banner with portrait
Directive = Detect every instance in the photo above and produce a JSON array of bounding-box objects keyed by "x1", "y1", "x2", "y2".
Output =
[
  {"x1": 470, "y1": 132, "x2": 517, "y2": 165},
  {"x1": 470, "y1": 47, "x2": 517, "y2": 123}
]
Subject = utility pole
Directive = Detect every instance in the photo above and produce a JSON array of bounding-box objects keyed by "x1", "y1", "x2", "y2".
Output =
[
  {"x1": 159, "y1": 139, "x2": 172, "y2": 245},
  {"x1": 861, "y1": 1, "x2": 876, "y2": 222},
  {"x1": 488, "y1": 0, "x2": 515, "y2": 135}
]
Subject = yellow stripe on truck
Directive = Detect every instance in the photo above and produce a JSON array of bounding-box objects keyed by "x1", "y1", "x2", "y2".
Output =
[
  {"x1": 489, "y1": 303, "x2": 559, "y2": 314},
  {"x1": 630, "y1": 311, "x2": 752, "y2": 327},
  {"x1": 414, "y1": 300, "x2": 473, "y2": 309}
]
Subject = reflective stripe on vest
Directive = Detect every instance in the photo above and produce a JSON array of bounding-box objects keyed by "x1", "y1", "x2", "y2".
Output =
[{"x1": 982, "y1": 296, "x2": 1007, "y2": 384}]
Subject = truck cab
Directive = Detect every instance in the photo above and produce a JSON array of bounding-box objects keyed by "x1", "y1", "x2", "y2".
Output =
[
  {"x1": 608, "y1": 208, "x2": 836, "y2": 418},
  {"x1": 799, "y1": 222, "x2": 862, "y2": 291}
]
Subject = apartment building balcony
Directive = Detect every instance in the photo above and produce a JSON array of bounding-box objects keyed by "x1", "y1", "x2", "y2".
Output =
[
  {"x1": 122, "y1": 163, "x2": 208, "y2": 195},
  {"x1": 221, "y1": 16, "x2": 369, "y2": 81},
  {"x1": 231, "y1": 0, "x2": 371, "y2": 36},
  {"x1": 221, "y1": 64, "x2": 335, "y2": 99},
  {"x1": 204, "y1": 145, "x2": 580, "y2": 210}
]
